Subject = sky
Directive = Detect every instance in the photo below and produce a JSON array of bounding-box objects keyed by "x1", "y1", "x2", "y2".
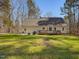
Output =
[
  {"x1": 35, "y1": 0, "x2": 65, "y2": 17},
  {"x1": 12, "y1": 0, "x2": 66, "y2": 19}
]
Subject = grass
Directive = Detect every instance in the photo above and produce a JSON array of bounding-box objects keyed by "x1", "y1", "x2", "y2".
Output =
[{"x1": 0, "y1": 34, "x2": 79, "y2": 59}]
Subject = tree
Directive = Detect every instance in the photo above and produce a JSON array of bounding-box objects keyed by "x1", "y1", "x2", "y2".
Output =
[
  {"x1": 0, "y1": 0, "x2": 13, "y2": 33},
  {"x1": 0, "y1": 0, "x2": 10, "y2": 14},
  {"x1": 44, "y1": 11, "x2": 53, "y2": 17},
  {"x1": 27, "y1": 0, "x2": 40, "y2": 18},
  {"x1": 63, "y1": 0, "x2": 79, "y2": 35}
]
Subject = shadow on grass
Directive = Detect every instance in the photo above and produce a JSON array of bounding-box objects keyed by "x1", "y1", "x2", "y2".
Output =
[
  {"x1": 0, "y1": 35, "x2": 79, "y2": 59},
  {"x1": 0, "y1": 44, "x2": 79, "y2": 59}
]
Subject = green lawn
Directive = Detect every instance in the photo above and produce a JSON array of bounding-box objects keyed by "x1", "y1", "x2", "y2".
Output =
[{"x1": 0, "y1": 34, "x2": 79, "y2": 59}]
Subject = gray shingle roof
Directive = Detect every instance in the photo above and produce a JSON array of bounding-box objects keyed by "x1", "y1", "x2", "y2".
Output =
[{"x1": 38, "y1": 17, "x2": 65, "y2": 25}]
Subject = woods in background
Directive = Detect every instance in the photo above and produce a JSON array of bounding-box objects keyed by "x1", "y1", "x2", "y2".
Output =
[
  {"x1": 0, "y1": 0, "x2": 40, "y2": 33},
  {"x1": 63, "y1": 0, "x2": 79, "y2": 35}
]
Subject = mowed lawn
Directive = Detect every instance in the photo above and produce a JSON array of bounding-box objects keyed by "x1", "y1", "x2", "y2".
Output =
[{"x1": 0, "y1": 34, "x2": 79, "y2": 59}]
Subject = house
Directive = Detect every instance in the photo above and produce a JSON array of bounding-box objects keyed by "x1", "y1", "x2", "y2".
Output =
[{"x1": 15, "y1": 17, "x2": 69, "y2": 35}]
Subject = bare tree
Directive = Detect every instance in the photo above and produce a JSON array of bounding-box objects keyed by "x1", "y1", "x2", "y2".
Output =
[
  {"x1": 27, "y1": 0, "x2": 40, "y2": 18},
  {"x1": 0, "y1": 0, "x2": 13, "y2": 33},
  {"x1": 62, "y1": 0, "x2": 79, "y2": 35}
]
